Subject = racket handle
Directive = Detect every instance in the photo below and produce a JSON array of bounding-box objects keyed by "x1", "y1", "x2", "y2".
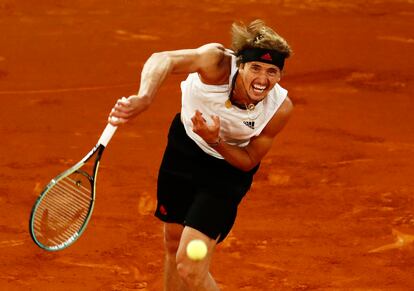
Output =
[{"x1": 98, "y1": 123, "x2": 118, "y2": 147}]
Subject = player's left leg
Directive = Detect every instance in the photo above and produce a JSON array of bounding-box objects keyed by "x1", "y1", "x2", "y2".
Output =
[
  {"x1": 176, "y1": 226, "x2": 220, "y2": 291},
  {"x1": 163, "y1": 223, "x2": 189, "y2": 291}
]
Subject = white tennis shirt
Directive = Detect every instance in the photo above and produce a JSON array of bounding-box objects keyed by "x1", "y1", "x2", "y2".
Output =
[{"x1": 180, "y1": 55, "x2": 288, "y2": 159}]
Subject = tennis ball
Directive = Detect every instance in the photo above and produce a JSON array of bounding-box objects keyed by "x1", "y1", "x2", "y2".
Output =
[{"x1": 186, "y1": 239, "x2": 208, "y2": 261}]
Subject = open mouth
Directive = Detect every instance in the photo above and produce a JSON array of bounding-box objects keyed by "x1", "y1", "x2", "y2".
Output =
[{"x1": 252, "y1": 84, "x2": 266, "y2": 94}]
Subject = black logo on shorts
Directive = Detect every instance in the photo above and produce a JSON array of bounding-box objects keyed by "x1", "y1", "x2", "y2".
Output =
[{"x1": 243, "y1": 121, "x2": 255, "y2": 129}]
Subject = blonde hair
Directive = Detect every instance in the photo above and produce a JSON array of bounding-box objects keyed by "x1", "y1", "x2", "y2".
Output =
[{"x1": 231, "y1": 19, "x2": 292, "y2": 65}]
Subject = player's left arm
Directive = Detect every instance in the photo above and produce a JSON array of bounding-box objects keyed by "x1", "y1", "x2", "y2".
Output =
[{"x1": 194, "y1": 97, "x2": 293, "y2": 172}]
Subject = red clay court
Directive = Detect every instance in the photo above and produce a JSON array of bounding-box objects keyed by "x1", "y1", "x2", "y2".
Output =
[{"x1": 1, "y1": 0, "x2": 414, "y2": 290}]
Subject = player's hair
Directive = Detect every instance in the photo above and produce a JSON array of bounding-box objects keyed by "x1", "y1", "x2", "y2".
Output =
[{"x1": 231, "y1": 19, "x2": 292, "y2": 66}]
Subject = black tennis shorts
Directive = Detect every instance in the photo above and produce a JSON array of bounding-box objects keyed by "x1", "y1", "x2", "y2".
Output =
[{"x1": 155, "y1": 113, "x2": 259, "y2": 243}]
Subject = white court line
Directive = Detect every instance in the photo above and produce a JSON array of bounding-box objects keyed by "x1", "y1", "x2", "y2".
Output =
[
  {"x1": 0, "y1": 239, "x2": 26, "y2": 248},
  {"x1": 0, "y1": 83, "x2": 135, "y2": 95},
  {"x1": 369, "y1": 229, "x2": 414, "y2": 253},
  {"x1": 56, "y1": 259, "x2": 131, "y2": 275},
  {"x1": 378, "y1": 35, "x2": 414, "y2": 44}
]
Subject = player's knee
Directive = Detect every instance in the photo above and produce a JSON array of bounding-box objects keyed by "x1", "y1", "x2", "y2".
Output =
[
  {"x1": 176, "y1": 259, "x2": 207, "y2": 288},
  {"x1": 163, "y1": 225, "x2": 182, "y2": 257}
]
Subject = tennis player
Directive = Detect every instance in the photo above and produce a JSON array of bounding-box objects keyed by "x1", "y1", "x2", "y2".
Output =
[{"x1": 108, "y1": 19, "x2": 293, "y2": 290}]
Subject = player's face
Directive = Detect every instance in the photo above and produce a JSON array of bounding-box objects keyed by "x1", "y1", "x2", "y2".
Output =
[{"x1": 239, "y1": 62, "x2": 281, "y2": 102}]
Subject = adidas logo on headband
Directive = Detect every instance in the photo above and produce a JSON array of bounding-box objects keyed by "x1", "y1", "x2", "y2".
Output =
[
  {"x1": 260, "y1": 53, "x2": 272, "y2": 61},
  {"x1": 239, "y1": 48, "x2": 286, "y2": 70}
]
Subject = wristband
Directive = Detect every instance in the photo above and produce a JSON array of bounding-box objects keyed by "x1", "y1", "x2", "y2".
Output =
[{"x1": 207, "y1": 137, "x2": 221, "y2": 148}]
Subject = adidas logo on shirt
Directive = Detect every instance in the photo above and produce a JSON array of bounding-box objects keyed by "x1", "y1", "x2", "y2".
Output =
[{"x1": 243, "y1": 121, "x2": 255, "y2": 129}]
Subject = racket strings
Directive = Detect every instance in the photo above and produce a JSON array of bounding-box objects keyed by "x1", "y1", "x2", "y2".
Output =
[
  {"x1": 33, "y1": 188, "x2": 90, "y2": 244},
  {"x1": 32, "y1": 173, "x2": 93, "y2": 247}
]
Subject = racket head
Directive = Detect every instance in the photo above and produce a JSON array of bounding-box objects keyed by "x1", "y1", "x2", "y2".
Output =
[{"x1": 29, "y1": 146, "x2": 103, "y2": 251}]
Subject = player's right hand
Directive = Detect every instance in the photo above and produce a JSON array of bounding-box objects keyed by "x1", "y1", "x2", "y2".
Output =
[{"x1": 108, "y1": 95, "x2": 151, "y2": 125}]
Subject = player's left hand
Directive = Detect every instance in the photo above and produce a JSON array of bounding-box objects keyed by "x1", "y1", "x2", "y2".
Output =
[{"x1": 191, "y1": 110, "x2": 221, "y2": 144}]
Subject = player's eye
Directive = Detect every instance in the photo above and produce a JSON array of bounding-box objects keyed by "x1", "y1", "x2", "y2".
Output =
[
  {"x1": 250, "y1": 66, "x2": 260, "y2": 72},
  {"x1": 267, "y1": 68, "x2": 279, "y2": 77}
]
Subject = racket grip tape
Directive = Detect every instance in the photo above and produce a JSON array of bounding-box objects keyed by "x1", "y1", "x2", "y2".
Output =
[{"x1": 98, "y1": 123, "x2": 117, "y2": 147}]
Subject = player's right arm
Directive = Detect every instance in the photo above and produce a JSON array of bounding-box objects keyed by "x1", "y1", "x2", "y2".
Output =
[{"x1": 108, "y1": 43, "x2": 229, "y2": 125}]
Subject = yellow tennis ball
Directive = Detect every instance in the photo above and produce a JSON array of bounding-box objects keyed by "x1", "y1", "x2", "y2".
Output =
[{"x1": 186, "y1": 239, "x2": 208, "y2": 261}]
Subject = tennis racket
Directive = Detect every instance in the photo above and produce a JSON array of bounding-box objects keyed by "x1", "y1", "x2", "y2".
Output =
[{"x1": 29, "y1": 123, "x2": 117, "y2": 251}]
